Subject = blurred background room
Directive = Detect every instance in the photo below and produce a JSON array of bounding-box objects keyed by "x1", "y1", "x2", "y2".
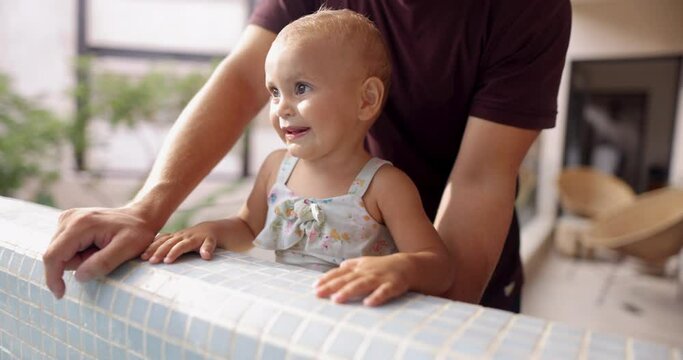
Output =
[{"x1": 1, "y1": 0, "x2": 682, "y2": 348}]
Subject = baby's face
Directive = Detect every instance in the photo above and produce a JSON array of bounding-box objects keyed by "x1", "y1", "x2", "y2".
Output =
[{"x1": 264, "y1": 36, "x2": 366, "y2": 160}]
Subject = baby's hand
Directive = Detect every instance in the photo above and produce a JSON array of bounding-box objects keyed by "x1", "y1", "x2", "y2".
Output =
[
  {"x1": 315, "y1": 255, "x2": 410, "y2": 306},
  {"x1": 140, "y1": 222, "x2": 220, "y2": 264}
]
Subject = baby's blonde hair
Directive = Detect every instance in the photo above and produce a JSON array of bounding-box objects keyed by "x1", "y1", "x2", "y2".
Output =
[{"x1": 277, "y1": 9, "x2": 392, "y2": 99}]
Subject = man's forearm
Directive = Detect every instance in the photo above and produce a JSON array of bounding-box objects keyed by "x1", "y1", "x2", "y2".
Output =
[
  {"x1": 129, "y1": 27, "x2": 274, "y2": 231},
  {"x1": 434, "y1": 178, "x2": 516, "y2": 303}
]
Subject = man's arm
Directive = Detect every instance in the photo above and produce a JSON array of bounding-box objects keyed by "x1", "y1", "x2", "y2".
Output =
[
  {"x1": 435, "y1": 116, "x2": 539, "y2": 303},
  {"x1": 43, "y1": 25, "x2": 277, "y2": 298},
  {"x1": 132, "y1": 25, "x2": 276, "y2": 229}
]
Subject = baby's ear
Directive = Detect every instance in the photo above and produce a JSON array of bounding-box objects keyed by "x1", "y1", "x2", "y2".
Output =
[{"x1": 358, "y1": 77, "x2": 385, "y2": 122}]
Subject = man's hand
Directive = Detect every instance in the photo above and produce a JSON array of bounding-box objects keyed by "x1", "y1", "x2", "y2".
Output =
[
  {"x1": 42, "y1": 207, "x2": 157, "y2": 299},
  {"x1": 315, "y1": 255, "x2": 411, "y2": 306}
]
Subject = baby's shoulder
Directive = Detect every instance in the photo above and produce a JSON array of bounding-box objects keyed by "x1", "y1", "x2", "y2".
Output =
[
  {"x1": 371, "y1": 163, "x2": 414, "y2": 190},
  {"x1": 257, "y1": 149, "x2": 289, "y2": 189}
]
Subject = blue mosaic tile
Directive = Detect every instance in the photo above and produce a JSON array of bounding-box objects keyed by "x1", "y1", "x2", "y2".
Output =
[
  {"x1": 127, "y1": 325, "x2": 145, "y2": 355},
  {"x1": 414, "y1": 328, "x2": 451, "y2": 347},
  {"x1": 43, "y1": 334, "x2": 56, "y2": 357},
  {"x1": 111, "y1": 289, "x2": 132, "y2": 318},
  {"x1": 108, "y1": 262, "x2": 134, "y2": 281},
  {"x1": 0, "y1": 248, "x2": 9, "y2": 268},
  {"x1": 19, "y1": 257, "x2": 34, "y2": 279},
  {"x1": 451, "y1": 338, "x2": 489, "y2": 356},
  {"x1": 67, "y1": 300, "x2": 81, "y2": 324},
  {"x1": 128, "y1": 351, "x2": 144, "y2": 360},
  {"x1": 55, "y1": 340, "x2": 67, "y2": 359},
  {"x1": 633, "y1": 340, "x2": 669, "y2": 360},
  {"x1": 129, "y1": 296, "x2": 150, "y2": 325},
  {"x1": 261, "y1": 342, "x2": 287, "y2": 360},
  {"x1": 29, "y1": 326, "x2": 42, "y2": 353},
  {"x1": 111, "y1": 345, "x2": 127, "y2": 360},
  {"x1": 209, "y1": 326, "x2": 233, "y2": 356},
  {"x1": 344, "y1": 311, "x2": 382, "y2": 329},
  {"x1": 29, "y1": 260, "x2": 43, "y2": 283},
  {"x1": 361, "y1": 337, "x2": 397, "y2": 359},
  {"x1": 146, "y1": 333, "x2": 162, "y2": 359},
  {"x1": 67, "y1": 322, "x2": 81, "y2": 349},
  {"x1": 80, "y1": 281, "x2": 100, "y2": 303},
  {"x1": 40, "y1": 288, "x2": 54, "y2": 315},
  {"x1": 216, "y1": 296, "x2": 252, "y2": 323},
  {"x1": 327, "y1": 328, "x2": 363, "y2": 358},
  {"x1": 403, "y1": 347, "x2": 437, "y2": 360},
  {"x1": 29, "y1": 304, "x2": 40, "y2": 327},
  {"x1": 81, "y1": 331, "x2": 95, "y2": 355},
  {"x1": 53, "y1": 317, "x2": 67, "y2": 340},
  {"x1": 240, "y1": 304, "x2": 278, "y2": 332},
  {"x1": 232, "y1": 332, "x2": 258, "y2": 360},
  {"x1": 28, "y1": 283, "x2": 42, "y2": 305},
  {"x1": 268, "y1": 312, "x2": 303, "y2": 342},
  {"x1": 187, "y1": 317, "x2": 211, "y2": 349},
  {"x1": 147, "y1": 302, "x2": 168, "y2": 333},
  {"x1": 184, "y1": 348, "x2": 206, "y2": 360},
  {"x1": 121, "y1": 266, "x2": 152, "y2": 287},
  {"x1": 167, "y1": 310, "x2": 188, "y2": 339},
  {"x1": 81, "y1": 307, "x2": 95, "y2": 332},
  {"x1": 110, "y1": 318, "x2": 126, "y2": 345},
  {"x1": 296, "y1": 321, "x2": 334, "y2": 350},
  {"x1": 68, "y1": 345, "x2": 80, "y2": 360},
  {"x1": 96, "y1": 311, "x2": 111, "y2": 340},
  {"x1": 164, "y1": 341, "x2": 183, "y2": 360},
  {"x1": 95, "y1": 284, "x2": 115, "y2": 311},
  {"x1": 380, "y1": 318, "x2": 420, "y2": 336}
]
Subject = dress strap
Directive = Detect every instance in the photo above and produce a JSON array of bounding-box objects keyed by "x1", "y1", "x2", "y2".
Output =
[
  {"x1": 347, "y1": 158, "x2": 392, "y2": 197},
  {"x1": 276, "y1": 154, "x2": 299, "y2": 185}
]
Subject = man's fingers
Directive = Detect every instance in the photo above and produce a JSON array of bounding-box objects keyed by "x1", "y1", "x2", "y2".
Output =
[
  {"x1": 63, "y1": 246, "x2": 99, "y2": 270},
  {"x1": 43, "y1": 226, "x2": 96, "y2": 298},
  {"x1": 74, "y1": 230, "x2": 150, "y2": 282}
]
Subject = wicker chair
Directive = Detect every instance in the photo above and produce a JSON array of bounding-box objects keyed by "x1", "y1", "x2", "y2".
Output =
[
  {"x1": 557, "y1": 167, "x2": 636, "y2": 219},
  {"x1": 584, "y1": 187, "x2": 683, "y2": 264}
]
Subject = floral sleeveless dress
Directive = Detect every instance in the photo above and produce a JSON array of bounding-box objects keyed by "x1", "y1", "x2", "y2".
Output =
[{"x1": 253, "y1": 155, "x2": 398, "y2": 272}]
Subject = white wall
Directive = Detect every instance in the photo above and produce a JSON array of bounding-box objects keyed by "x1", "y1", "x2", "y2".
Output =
[
  {"x1": 0, "y1": 0, "x2": 76, "y2": 113},
  {"x1": 88, "y1": 0, "x2": 246, "y2": 54}
]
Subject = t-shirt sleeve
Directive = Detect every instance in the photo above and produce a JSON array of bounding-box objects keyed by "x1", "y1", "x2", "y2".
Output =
[
  {"x1": 470, "y1": 0, "x2": 572, "y2": 129},
  {"x1": 249, "y1": 0, "x2": 319, "y2": 34}
]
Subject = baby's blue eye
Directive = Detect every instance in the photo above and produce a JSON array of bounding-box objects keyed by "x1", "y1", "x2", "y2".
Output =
[
  {"x1": 295, "y1": 83, "x2": 310, "y2": 95},
  {"x1": 270, "y1": 88, "x2": 280, "y2": 98}
]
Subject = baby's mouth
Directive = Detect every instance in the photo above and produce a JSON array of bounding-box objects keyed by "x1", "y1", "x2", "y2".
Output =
[{"x1": 283, "y1": 126, "x2": 311, "y2": 140}]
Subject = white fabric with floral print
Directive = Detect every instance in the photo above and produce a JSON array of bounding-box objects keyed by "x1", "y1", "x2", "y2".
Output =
[{"x1": 253, "y1": 155, "x2": 398, "y2": 272}]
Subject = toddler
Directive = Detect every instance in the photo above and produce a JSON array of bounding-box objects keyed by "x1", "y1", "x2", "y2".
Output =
[{"x1": 141, "y1": 9, "x2": 453, "y2": 306}]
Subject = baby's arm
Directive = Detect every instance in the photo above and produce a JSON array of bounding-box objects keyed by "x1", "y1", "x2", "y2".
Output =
[
  {"x1": 141, "y1": 150, "x2": 285, "y2": 263},
  {"x1": 316, "y1": 166, "x2": 454, "y2": 306}
]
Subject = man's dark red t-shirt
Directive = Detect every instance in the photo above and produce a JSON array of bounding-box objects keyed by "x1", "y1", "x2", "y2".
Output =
[{"x1": 250, "y1": 0, "x2": 571, "y2": 312}]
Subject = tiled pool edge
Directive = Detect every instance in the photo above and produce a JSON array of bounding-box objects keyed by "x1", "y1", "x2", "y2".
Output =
[{"x1": 1, "y1": 196, "x2": 681, "y2": 359}]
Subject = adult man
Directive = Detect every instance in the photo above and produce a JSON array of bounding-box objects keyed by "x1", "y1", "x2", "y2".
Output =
[{"x1": 44, "y1": 0, "x2": 571, "y2": 312}]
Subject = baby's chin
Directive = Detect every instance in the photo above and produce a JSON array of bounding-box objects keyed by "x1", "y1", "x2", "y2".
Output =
[{"x1": 286, "y1": 143, "x2": 318, "y2": 160}]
